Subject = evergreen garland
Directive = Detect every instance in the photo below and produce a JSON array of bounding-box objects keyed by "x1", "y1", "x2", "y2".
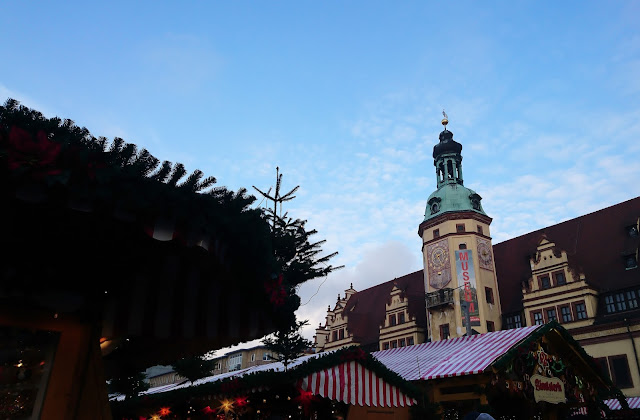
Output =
[{"x1": 110, "y1": 345, "x2": 424, "y2": 416}]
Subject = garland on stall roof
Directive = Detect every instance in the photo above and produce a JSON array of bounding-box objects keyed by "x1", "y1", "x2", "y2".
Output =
[{"x1": 111, "y1": 346, "x2": 423, "y2": 415}]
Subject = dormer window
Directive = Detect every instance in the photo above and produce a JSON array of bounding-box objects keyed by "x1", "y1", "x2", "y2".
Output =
[
  {"x1": 624, "y1": 254, "x2": 637, "y2": 269},
  {"x1": 539, "y1": 275, "x2": 551, "y2": 290},
  {"x1": 553, "y1": 271, "x2": 566, "y2": 286}
]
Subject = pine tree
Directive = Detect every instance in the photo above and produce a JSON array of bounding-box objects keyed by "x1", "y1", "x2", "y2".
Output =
[
  {"x1": 262, "y1": 319, "x2": 312, "y2": 370},
  {"x1": 172, "y1": 355, "x2": 216, "y2": 384}
]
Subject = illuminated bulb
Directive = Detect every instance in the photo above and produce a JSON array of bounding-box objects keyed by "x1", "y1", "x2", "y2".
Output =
[
  {"x1": 263, "y1": 399, "x2": 266, "y2": 403},
  {"x1": 16, "y1": 361, "x2": 23, "y2": 368},
  {"x1": 287, "y1": 396, "x2": 291, "y2": 400}
]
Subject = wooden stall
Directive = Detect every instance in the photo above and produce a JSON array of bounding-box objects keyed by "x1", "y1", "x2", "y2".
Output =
[
  {"x1": 1, "y1": 101, "x2": 319, "y2": 418},
  {"x1": 374, "y1": 322, "x2": 626, "y2": 419},
  {"x1": 109, "y1": 347, "x2": 419, "y2": 420}
]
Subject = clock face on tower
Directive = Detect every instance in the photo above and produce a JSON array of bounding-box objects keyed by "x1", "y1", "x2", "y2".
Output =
[
  {"x1": 477, "y1": 238, "x2": 493, "y2": 271},
  {"x1": 426, "y1": 239, "x2": 452, "y2": 290}
]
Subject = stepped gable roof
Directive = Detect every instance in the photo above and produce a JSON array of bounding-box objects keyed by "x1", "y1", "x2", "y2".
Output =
[
  {"x1": 343, "y1": 270, "x2": 425, "y2": 346},
  {"x1": 494, "y1": 197, "x2": 640, "y2": 314}
]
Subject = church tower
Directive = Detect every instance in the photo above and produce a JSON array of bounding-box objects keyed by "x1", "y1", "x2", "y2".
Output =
[{"x1": 418, "y1": 114, "x2": 502, "y2": 341}]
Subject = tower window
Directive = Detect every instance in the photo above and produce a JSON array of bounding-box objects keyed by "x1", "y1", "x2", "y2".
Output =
[
  {"x1": 486, "y1": 321, "x2": 495, "y2": 332},
  {"x1": 398, "y1": 312, "x2": 405, "y2": 324},
  {"x1": 574, "y1": 302, "x2": 587, "y2": 319},
  {"x1": 485, "y1": 287, "x2": 494, "y2": 305},
  {"x1": 408, "y1": 336, "x2": 414, "y2": 345},
  {"x1": 477, "y1": 225, "x2": 483, "y2": 234},
  {"x1": 459, "y1": 243, "x2": 467, "y2": 250},
  {"x1": 433, "y1": 229, "x2": 440, "y2": 239},
  {"x1": 456, "y1": 223, "x2": 465, "y2": 232},
  {"x1": 339, "y1": 328, "x2": 345, "y2": 340},
  {"x1": 389, "y1": 314, "x2": 397, "y2": 326},
  {"x1": 440, "y1": 323, "x2": 450, "y2": 340},
  {"x1": 383, "y1": 342, "x2": 389, "y2": 350}
]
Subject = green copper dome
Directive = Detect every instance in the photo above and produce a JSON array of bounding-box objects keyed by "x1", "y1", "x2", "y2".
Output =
[
  {"x1": 423, "y1": 184, "x2": 487, "y2": 222},
  {"x1": 423, "y1": 123, "x2": 487, "y2": 222}
]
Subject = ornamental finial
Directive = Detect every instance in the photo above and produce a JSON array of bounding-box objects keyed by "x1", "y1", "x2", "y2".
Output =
[{"x1": 441, "y1": 109, "x2": 449, "y2": 129}]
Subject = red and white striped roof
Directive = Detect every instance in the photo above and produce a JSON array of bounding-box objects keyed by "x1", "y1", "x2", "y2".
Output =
[
  {"x1": 299, "y1": 361, "x2": 415, "y2": 407},
  {"x1": 373, "y1": 326, "x2": 541, "y2": 380},
  {"x1": 605, "y1": 396, "x2": 640, "y2": 410}
]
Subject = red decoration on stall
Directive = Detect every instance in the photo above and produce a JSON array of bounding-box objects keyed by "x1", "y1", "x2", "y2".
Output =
[
  {"x1": 264, "y1": 274, "x2": 287, "y2": 306},
  {"x1": 158, "y1": 407, "x2": 171, "y2": 416},
  {"x1": 202, "y1": 406, "x2": 215, "y2": 414},
  {"x1": 220, "y1": 378, "x2": 242, "y2": 393},
  {"x1": 234, "y1": 396, "x2": 249, "y2": 407},
  {"x1": 7, "y1": 126, "x2": 62, "y2": 177},
  {"x1": 340, "y1": 347, "x2": 366, "y2": 361}
]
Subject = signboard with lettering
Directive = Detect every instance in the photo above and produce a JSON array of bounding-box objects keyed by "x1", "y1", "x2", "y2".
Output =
[
  {"x1": 530, "y1": 374, "x2": 566, "y2": 404},
  {"x1": 455, "y1": 250, "x2": 480, "y2": 326}
]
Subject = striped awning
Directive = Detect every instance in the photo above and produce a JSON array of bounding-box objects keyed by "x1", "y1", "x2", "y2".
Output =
[
  {"x1": 299, "y1": 361, "x2": 415, "y2": 407},
  {"x1": 605, "y1": 396, "x2": 640, "y2": 410},
  {"x1": 373, "y1": 326, "x2": 541, "y2": 380}
]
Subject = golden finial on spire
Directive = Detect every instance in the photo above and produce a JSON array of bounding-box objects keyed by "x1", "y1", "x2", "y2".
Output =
[{"x1": 441, "y1": 109, "x2": 449, "y2": 128}]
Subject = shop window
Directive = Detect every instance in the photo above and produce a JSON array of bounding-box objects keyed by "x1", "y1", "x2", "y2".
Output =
[
  {"x1": 433, "y1": 229, "x2": 440, "y2": 239},
  {"x1": 399, "y1": 338, "x2": 406, "y2": 347},
  {"x1": 440, "y1": 323, "x2": 450, "y2": 340},
  {"x1": 391, "y1": 340, "x2": 398, "y2": 349},
  {"x1": 594, "y1": 357, "x2": 610, "y2": 380},
  {"x1": 609, "y1": 355, "x2": 634, "y2": 389},
  {"x1": 615, "y1": 293, "x2": 628, "y2": 311},
  {"x1": 553, "y1": 271, "x2": 566, "y2": 286},
  {"x1": 456, "y1": 223, "x2": 466, "y2": 232},
  {"x1": 546, "y1": 308, "x2": 557, "y2": 323},
  {"x1": 477, "y1": 225, "x2": 483, "y2": 235},
  {"x1": 383, "y1": 342, "x2": 390, "y2": 350},
  {"x1": 605, "y1": 295, "x2": 616, "y2": 313},
  {"x1": 408, "y1": 337, "x2": 414, "y2": 346},
  {"x1": 389, "y1": 314, "x2": 397, "y2": 326},
  {"x1": 505, "y1": 313, "x2": 523, "y2": 329},
  {"x1": 574, "y1": 302, "x2": 587, "y2": 320},
  {"x1": 398, "y1": 312, "x2": 405, "y2": 324},
  {"x1": 487, "y1": 321, "x2": 495, "y2": 332},
  {"x1": 485, "y1": 287, "x2": 494, "y2": 305},
  {"x1": 339, "y1": 328, "x2": 345, "y2": 340},
  {"x1": 560, "y1": 305, "x2": 572, "y2": 323},
  {"x1": 627, "y1": 290, "x2": 639, "y2": 309},
  {"x1": 532, "y1": 311, "x2": 544, "y2": 325},
  {"x1": 539, "y1": 275, "x2": 551, "y2": 290}
]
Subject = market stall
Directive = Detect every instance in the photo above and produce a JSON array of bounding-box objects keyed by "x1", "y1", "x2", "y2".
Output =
[
  {"x1": 373, "y1": 322, "x2": 625, "y2": 419},
  {"x1": 0, "y1": 100, "x2": 332, "y2": 419},
  {"x1": 110, "y1": 347, "x2": 420, "y2": 420}
]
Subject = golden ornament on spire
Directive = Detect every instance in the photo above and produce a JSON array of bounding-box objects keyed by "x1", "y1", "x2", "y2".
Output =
[{"x1": 441, "y1": 109, "x2": 449, "y2": 127}]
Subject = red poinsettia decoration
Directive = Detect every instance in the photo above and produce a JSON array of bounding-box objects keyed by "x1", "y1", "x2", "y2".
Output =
[
  {"x1": 340, "y1": 347, "x2": 367, "y2": 361},
  {"x1": 220, "y1": 378, "x2": 242, "y2": 393},
  {"x1": 6, "y1": 126, "x2": 62, "y2": 178},
  {"x1": 264, "y1": 273, "x2": 287, "y2": 307},
  {"x1": 295, "y1": 388, "x2": 318, "y2": 415}
]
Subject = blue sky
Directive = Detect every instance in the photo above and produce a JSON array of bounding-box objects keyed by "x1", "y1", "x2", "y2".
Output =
[{"x1": 2, "y1": 1, "x2": 640, "y2": 345}]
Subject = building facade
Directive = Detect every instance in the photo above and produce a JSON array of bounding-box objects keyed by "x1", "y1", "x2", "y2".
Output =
[
  {"x1": 147, "y1": 346, "x2": 279, "y2": 387},
  {"x1": 313, "y1": 117, "x2": 640, "y2": 397}
]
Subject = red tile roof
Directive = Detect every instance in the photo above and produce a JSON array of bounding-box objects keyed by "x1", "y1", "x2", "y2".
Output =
[
  {"x1": 343, "y1": 270, "x2": 426, "y2": 347},
  {"x1": 494, "y1": 197, "x2": 640, "y2": 314}
]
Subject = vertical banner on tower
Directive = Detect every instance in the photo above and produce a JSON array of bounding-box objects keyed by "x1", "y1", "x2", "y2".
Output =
[{"x1": 455, "y1": 250, "x2": 480, "y2": 326}]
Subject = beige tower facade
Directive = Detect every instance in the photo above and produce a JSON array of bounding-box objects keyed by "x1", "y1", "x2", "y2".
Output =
[{"x1": 418, "y1": 120, "x2": 502, "y2": 341}]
